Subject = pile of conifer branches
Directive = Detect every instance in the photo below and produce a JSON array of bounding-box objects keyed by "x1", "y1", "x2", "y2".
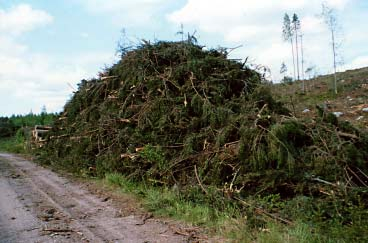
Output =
[{"x1": 40, "y1": 40, "x2": 368, "y2": 211}]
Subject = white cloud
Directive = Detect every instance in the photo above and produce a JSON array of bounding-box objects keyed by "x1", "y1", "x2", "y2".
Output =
[
  {"x1": 78, "y1": 0, "x2": 169, "y2": 26},
  {"x1": 301, "y1": 16, "x2": 325, "y2": 34},
  {"x1": 0, "y1": 44, "x2": 115, "y2": 115},
  {"x1": 79, "y1": 0, "x2": 166, "y2": 13},
  {"x1": 0, "y1": 36, "x2": 28, "y2": 55},
  {"x1": 325, "y1": 0, "x2": 351, "y2": 9},
  {"x1": 346, "y1": 56, "x2": 368, "y2": 70},
  {"x1": 167, "y1": 0, "x2": 352, "y2": 81},
  {"x1": 0, "y1": 4, "x2": 115, "y2": 115},
  {"x1": 0, "y1": 49, "x2": 82, "y2": 114},
  {"x1": 0, "y1": 4, "x2": 53, "y2": 36},
  {"x1": 224, "y1": 24, "x2": 280, "y2": 43},
  {"x1": 80, "y1": 32, "x2": 89, "y2": 38}
]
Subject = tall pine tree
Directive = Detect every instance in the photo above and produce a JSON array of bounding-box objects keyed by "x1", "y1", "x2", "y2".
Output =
[{"x1": 282, "y1": 14, "x2": 296, "y2": 81}]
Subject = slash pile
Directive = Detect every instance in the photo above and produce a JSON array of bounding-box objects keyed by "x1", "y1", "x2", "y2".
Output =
[
  {"x1": 39, "y1": 41, "x2": 368, "y2": 239},
  {"x1": 40, "y1": 40, "x2": 368, "y2": 191}
]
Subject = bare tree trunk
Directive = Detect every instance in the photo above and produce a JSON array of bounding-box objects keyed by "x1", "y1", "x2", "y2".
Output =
[
  {"x1": 294, "y1": 26, "x2": 301, "y2": 87},
  {"x1": 300, "y1": 35, "x2": 305, "y2": 91},
  {"x1": 331, "y1": 30, "x2": 338, "y2": 94},
  {"x1": 290, "y1": 38, "x2": 296, "y2": 81}
]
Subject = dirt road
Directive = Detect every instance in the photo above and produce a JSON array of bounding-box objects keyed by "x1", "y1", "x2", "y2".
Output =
[{"x1": 0, "y1": 153, "x2": 199, "y2": 243}]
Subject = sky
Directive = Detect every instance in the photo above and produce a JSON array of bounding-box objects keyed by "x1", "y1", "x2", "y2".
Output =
[{"x1": 0, "y1": 0, "x2": 367, "y2": 116}]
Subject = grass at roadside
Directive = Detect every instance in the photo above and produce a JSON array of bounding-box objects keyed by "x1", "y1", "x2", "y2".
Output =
[
  {"x1": 105, "y1": 173, "x2": 235, "y2": 229},
  {"x1": 0, "y1": 137, "x2": 25, "y2": 154},
  {"x1": 104, "y1": 173, "x2": 322, "y2": 243}
]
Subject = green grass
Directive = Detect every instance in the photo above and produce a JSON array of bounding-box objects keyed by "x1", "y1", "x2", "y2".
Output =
[
  {"x1": 0, "y1": 136, "x2": 25, "y2": 154},
  {"x1": 105, "y1": 173, "x2": 234, "y2": 227},
  {"x1": 104, "y1": 173, "x2": 323, "y2": 242}
]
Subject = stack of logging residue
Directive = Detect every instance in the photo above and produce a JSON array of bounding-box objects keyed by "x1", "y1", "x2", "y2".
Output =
[{"x1": 39, "y1": 40, "x2": 368, "y2": 240}]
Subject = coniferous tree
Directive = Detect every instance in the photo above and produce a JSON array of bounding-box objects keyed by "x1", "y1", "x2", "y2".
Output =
[
  {"x1": 292, "y1": 14, "x2": 301, "y2": 82},
  {"x1": 282, "y1": 14, "x2": 296, "y2": 81},
  {"x1": 280, "y1": 62, "x2": 287, "y2": 78},
  {"x1": 321, "y1": 4, "x2": 340, "y2": 94}
]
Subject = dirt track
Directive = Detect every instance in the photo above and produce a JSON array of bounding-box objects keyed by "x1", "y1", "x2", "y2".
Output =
[{"x1": 0, "y1": 153, "x2": 200, "y2": 243}]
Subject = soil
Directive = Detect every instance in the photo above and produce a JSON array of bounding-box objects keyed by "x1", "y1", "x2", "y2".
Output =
[{"x1": 0, "y1": 153, "x2": 210, "y2": 243}]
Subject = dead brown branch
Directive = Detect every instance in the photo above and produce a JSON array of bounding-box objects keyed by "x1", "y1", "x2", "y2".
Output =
[
  {"x1": 234, "y1": 197, "x2": 293, "y2": 225},
  {"x1": 42, "y1": 228, "x2": 74, "y2": 233},
  {"x1": 100, "y1": 75, "x2": 118, "y2": 80},
  {"x1": 194, "y1": 165, "x2": 208, "y2": 195}
]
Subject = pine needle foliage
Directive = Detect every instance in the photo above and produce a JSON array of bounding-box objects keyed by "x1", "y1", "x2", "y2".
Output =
[
  {"x1": 37, "y1": 40, "x2": 368, "y2": 240},
  {"x1": 39, "y1": 40, "x2": 368, "y2": 190}
]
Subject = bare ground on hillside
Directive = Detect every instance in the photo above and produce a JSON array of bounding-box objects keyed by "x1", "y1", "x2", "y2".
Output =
[
  {"x1": 0, "y1": 153, "x2": 210, "y2": 243},
  {"x1": 273, "y1": 76, "x2": 368, "y2": 128}
]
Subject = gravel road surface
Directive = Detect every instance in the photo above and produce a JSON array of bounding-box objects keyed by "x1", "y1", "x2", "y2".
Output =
[{"x1": 0, "y1": 153, "x2": 201, "y2": 243}]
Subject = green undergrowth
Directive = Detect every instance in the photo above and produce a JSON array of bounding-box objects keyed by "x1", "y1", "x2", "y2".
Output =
[
  {"x1": 0, "y1": 113, "x2": 55, "y2": 154},
  {"x1": 0, "y1": 135, "x2": 25, "y2": 154},
  {"x1": 105, "y1": 172, "x2": 367, "y2": 242},
  {"x1": 105, "y1": 173, "x2": 236, "y2": 228}
]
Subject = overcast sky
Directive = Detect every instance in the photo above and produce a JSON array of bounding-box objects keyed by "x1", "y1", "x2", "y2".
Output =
[{"x1": 1, "y1": 0, "x2": 367, "y2": 116}]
